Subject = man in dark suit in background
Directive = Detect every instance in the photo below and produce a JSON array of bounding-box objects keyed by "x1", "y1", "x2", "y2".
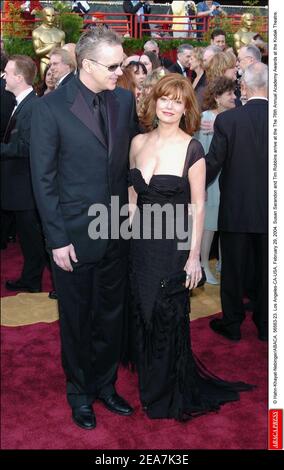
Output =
[
  {"x1": 143, "y1": 39, "x2": 173, "y2": 69},
  {"x1": 1, "y1": 51, "x2": 16, "y2": 250},
  {"x1": 1, "y1": 55, "x2": 46, "y2": 292},
  {"x1": 168, "y1": 43, "x2": 192, "y2": 76},
  {"x1": 30, "y1": 28, "x2": 139, "y2": 430},
  {"x1": 49, "y1": 47, "x2": 76, "y2": 88},
  {"x1": 206, "y1": 62, "x2": 268, "y2": 342}
]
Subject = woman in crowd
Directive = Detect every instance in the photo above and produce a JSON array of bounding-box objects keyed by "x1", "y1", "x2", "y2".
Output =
[
  {"x1": 188, "y1": 47, "x2": 206, "y2": 109},
  {"x1": 36, "y1": 65, "x2": 56, "y2": 96},
  {"x1": 137, "y1": 68, "x2": 168, "y2": 117},
  {"x1": 140, "y1": 51, "x2": 161, "y2": 74},
  {"x1": 125, "y1": 61, "x2": 147, "y2": 103},
  {"x1": 195, "y1": 77, "x2": 236, "y2": 284},
  {"x1": 128, "y1": 73, "x2": 253, "y2": 420},
  {"x1": 206, "y1": 50, "x2": 237, "y2": 83}
]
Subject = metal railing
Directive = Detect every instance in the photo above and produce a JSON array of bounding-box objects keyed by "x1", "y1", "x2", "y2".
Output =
[{"x1": 1, "y1": 11, "x2": 268, "y2": 41}]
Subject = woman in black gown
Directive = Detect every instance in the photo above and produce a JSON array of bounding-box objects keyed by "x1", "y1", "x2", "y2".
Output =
[{"x1": 128, "y1": 74, "x2": 253, "y2": 421}]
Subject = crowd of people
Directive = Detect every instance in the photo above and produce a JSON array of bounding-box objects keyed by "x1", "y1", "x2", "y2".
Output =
[{"x1": 1, "y1": 7, "x2": 268, "y2": 431}]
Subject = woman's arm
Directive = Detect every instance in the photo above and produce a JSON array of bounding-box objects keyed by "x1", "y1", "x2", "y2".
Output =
[
  {"x1": 128, "y1": 134, "x2": 144, "y2": 225},
  {"x1": 184, "y1": 158, "x2": 206, "y2": 289}
]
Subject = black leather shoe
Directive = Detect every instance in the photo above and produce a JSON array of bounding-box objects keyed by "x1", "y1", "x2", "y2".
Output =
[
  {"x1": 72, "y1": 405, "x2": 96, "y2": 430},
  {"x1": 210, "y1": 318, "x2": 241, "y2": 341},
  {"x1": 99, "y1": 392, "x2": 133, "y2": 416},
  {"x1": 5, "y1": 279, "x2": 41, "y2": 293},
  {"x1": 48, "y1": 290, "x2": 58, "y2": 300}
]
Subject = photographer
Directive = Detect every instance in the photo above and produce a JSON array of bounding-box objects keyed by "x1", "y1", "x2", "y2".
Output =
[
  {"x1": 196, "y1": 1, "x2": 226, "y2": 37},
  {"x1": 123, "y1": 1, "x2": 151, "y2": 37},
  {"x1": 71, "y1": 1, "x2": 90, "y2": 17}
]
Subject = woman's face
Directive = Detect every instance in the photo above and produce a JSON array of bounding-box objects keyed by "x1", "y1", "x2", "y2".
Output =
[
  {"x1": 224, "y1": 66, "x2": 237, "y2": 81},
  {"x1": 139, "y1": 55, "x2": 152, "y2": 74},
  {"x1": 188, "y1": 53, "x2": 201, "y2": 72},
  {"x1": 217, "y1": 90, "x2": 236, "y2": 110},
  {"x1": 156, "y1": 95, "x2": 185, "y2": 125},
  {"x1": 45, "y1": 68, "x2": 56, "y2": 89},
  {"x1": 132, "y1": 65, "x2": 146, "y2": 89}
]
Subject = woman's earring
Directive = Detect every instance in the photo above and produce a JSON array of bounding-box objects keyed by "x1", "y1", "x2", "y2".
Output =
[{"x1": 153, "y1": 115, "x2": 159, "y2": 128}]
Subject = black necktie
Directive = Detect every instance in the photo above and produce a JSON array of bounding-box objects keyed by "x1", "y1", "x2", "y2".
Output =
[{"x1": 93, "y1": 94, "x2": 108, "y2": 144}]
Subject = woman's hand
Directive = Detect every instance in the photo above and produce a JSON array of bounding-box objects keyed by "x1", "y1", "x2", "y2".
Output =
[{"x1": 184, "y1": 255, "x2": 202, "y2": 289}]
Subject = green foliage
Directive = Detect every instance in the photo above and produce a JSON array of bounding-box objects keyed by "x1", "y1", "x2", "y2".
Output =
[
  {"x1": 59, "y1": 13, "x2": 83, "y2": 43},
  {"x1": 3, "y1": 38, "x2": 36, "y2": 59},
  {"x1": 2, "y1": 3, "x2": 30, "y2": 39},
  {"x1": 51, "y1": 1, "x2": 72, "y2": 14}
]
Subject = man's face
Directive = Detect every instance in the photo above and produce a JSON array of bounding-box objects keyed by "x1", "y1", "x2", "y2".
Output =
[
  {"x1": 4, "y1": 60, "x2": 19, "y2": 95},
  {"x1": 85, "y1": 44, "x2": 124, "y2": 92},
  {"x1": 178, "y1": 50, "x2": 192, "y2": 68},
  {"x1": 49, "y1": 54, "x2": 71, "y2": 81},
  {"x1": 237, "y1": 47, "x2": 254, "y2": 73},
  {"x1": 211, "y1": 35, "x2": 226, "y2": 50}
]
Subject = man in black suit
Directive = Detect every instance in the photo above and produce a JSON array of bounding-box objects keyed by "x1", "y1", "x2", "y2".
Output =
[
  {"x1": 123, "y1": 0, "x2": 151, "y2": 37},
  {"x1": 30, "y1": 28, "x2": 139, "y2": 430},
  {"x1": 1, "y1": 55, "x2": 47, "y2": 292},
  {"x1": 206, "y1": 62, "x2": 268, "y2": 342},
  {"x1": 168, "y1": 43, "x2": 192, "y2": 76},
  {"x1": 143, "y1": 39, "x2": 173, "y2": 69},
  {"x1": 1, "y1": 51, "x2": 16, "y2": 250},
  {"x1": 49, "y1": 47, "x2": 76, "y2": 88}
]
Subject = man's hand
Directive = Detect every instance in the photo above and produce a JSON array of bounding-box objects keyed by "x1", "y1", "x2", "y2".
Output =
[{"x1": 52, "y1": 244, "x2": 78, "y2": 272}]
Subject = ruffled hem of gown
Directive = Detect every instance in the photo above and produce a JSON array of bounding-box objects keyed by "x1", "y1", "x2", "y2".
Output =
[{"x1": 126, "y1": 266, "x2": 255, "y2": 421}]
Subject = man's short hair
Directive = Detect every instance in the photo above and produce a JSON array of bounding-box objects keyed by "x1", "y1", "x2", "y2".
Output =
[
  {"x1": 242, "y1": 62, "x2": 268, "y2": 90},
  {"x1": 143, "y1": 40, "x2": 159, "y2": 51},
  {"x1": 75, "y1": 27, "x2": 122, "y2": 69},
  {"x1": 211, "y1": 29, "x2": 226, "y2": 40},
  {"x1": 177, "y1": 44, "x2": 193, "y2": 55},
  {"x1": 242, "y1": 45, "x2": 261, "y2": 62},
  {"x1": 50, "y1": 47, "x2": 76, "y2": 71},
  {"x1": 9, "y1": 55, "x2": 37, "y2": 85}
]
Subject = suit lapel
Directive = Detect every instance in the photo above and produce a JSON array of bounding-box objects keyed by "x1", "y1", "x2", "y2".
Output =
[
  {"x1": 14, "y1": 90, "x2": 35, "y2": 116},
  {"x1": 3, "y1": 90, "x2": 35, "y2": 143},
  {"x1": 105, "y1": 90, "x2": 120, "y2": 158},
  {"x1": 69, "y1": 89, "x2": 107, "y2": 149}
]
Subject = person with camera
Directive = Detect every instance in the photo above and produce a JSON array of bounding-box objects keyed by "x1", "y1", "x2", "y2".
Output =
[
  {"x1": 196, "y1": 1, "x2": 226, "y2": 37},
  {"x1": 123, "y1": 1, "x2": 151, "y2": 37}
]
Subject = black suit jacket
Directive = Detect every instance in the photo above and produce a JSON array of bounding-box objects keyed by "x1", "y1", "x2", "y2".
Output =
[
  {"x1": 206, "y1": 99, "x2": 268, "y2": 234},
  {"x1": 30, "y1": 78, "x2": 139, "y2": 264},
  {"x1": 168, "y1": 62, "x2": 186, "y2": 76},
  {"x1": 159, "y1": 55, "x2": 173, "y2": 70},
  {"x1": 58, "y1": 72, "x2": 75, "y2": 88},
  {"x1": 1, "y1": 90, "x2": 37, "y2": 211}
]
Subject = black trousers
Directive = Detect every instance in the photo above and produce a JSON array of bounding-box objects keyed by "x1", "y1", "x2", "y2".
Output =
[
  {"x1": 220, "y1": 231, "x2": 268, "y2": 333},
  {"x1": 51, "y1": 240, "x2": 128, "y2": 408},
  {"x1": 15, "y1": 209, "x2": 46, "y2": 289}
]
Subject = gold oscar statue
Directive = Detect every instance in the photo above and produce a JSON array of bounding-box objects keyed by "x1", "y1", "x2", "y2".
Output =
[
  {"x1": 234, "y1": 13, "x2": 256, "y2": 54},
  {"x1": 32, "y1": 7, "x2": 65, "y2": 78}
]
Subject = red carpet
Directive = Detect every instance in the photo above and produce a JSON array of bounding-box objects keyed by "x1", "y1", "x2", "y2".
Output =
[{"x1": 1, "y1": 316, "x2": 267, "y2": 450}]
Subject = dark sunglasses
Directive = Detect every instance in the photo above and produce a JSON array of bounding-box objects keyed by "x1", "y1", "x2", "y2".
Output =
[{"x1": 87, "y1": 58, "x2": 123, "y2": 72}]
